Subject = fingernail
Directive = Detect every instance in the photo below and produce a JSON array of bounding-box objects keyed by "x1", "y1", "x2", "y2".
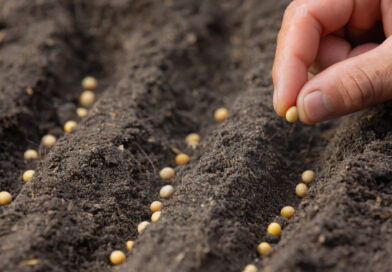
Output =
[{"x1": 303, "y1": 91, "x2": 333, "y2": 122}]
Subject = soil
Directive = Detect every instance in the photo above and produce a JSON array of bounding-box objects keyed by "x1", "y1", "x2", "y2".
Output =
[{"x1": 0, "y1": 0, "x2": 391, "y2": 272}]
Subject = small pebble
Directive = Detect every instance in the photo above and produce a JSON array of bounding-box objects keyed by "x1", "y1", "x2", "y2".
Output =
[
  {"x1": 257, "y1": 242, "x2": 272, "y2": 256},
  {"x1": 296, "y1": 183, "x2": 308, "y2": 197},
  {"x1": 285, "y1": 106, "x2": 298, "y2": 123},
  {"x1": 82, "y1": 76, "x2": 98, "y2": 90},
  {"x1": 126, "y1": 241, "x2": 134, "y2": 251},
  {"x1": 137, "y1": 221, "x2": 150, "y2": 234},
  {"x1": 301, "y1": 170, "x2": 315, "y2": 184},
  {"x1": 281, "y1": 206, "x2": 295, "y2": 219},
  {"x1": 0, "y1": 191, "x2": 12, "y2": 205},
  {"x1": 160, "y1": 185, "x2": 174, "y2": 199},
  {"x1": 243, "y1": 264, "x2": 258, "y2": 272},
  {"x1": 42, "y1": 134, "x2": 56, "y2": 147},
  {"x1": 76, "y1": 107, "x2": 88, "y2": 117},
  {"x1": 151, "y1": 211, "x2": 161, "y2": 222},
  {"x1": 267, "y1": 222, "x2": 281, "y2": 236},
  {"x1": 150, "y1": 201, "x2": 162, "y2": 212},
  {"x1": 110, "y1": 250, "x2": 125, "y2": 265},
  {"x1": 159, "y1": 167, "x2": 175, "y2": 180},
  {"x1": 175, "y1": 153, "x2": 189, "y2": 165},
  {"x1": 24, "y1": 149, "x2": 39, "y2": 160},
  {"x1": 23, "y1": 170, "x2": 35, "y2": 182},
  {"x1": 214, "y1": 108, "x2": 228, "y2": 122},
  {"x1": 80, "y1": 91, "x2": 95, "y2": 107},
  {"x1": 64, "y1": 121, "x2": 77, "y2": 133}
]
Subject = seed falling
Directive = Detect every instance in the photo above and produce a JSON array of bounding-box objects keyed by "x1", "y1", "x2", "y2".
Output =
[
  {"x1": 150, "y1": 201, "x2": 162, "y2": 212},
  {"x1": 76, "y1": 107, "x2": 88, "y2": 117},
  {"x1": 267, "y1": 222, "x2": 282, "y2": 236},
  {"x1": 214, "y1": 107, "x2": 228, "y2": 122},
  {"x1": 82, "y1": 76, "x2": 98, "y2": 90},
  {"x1": 185, "y1": 133, "x2": 200, "y2": 149},
  {"x1": 42, "y1": 134, "x2": 56, "y2": 147},
  {"x1": 23, "y1": 170, "x2": 35, "y2": 182},
  {"x1": 64, "y1": 121, "x2": 77, "y2": 133},
  {"x1": 137, "y1": 221, "x2": 150, "y2": 234},
  {"x1": 296, "y1": 183, "x2": 308, "y2": 197},
  {"x1": 109, "y1": 250, "x2": 125, "y2": 265},
  {"x1": 301, "y1": 170, "x2": 315, "y2": 184},
  {"x1": 24, "y1": 149, "x2": 39, "y2": 160},
  {"x1": 281, "y1": 206, "x2": 295, "y2": 219},
  {"x1": 243, "y1": 264, "x2": 258, "y2": 272},
  {"x1": 80, "y1": 90, "x2": 95, "y2": 107},
  {"x1": 257, "y1": 242, "x2": 272, "y2": 256},
  {"x1": 285, "y1": 106, "x2": 298, "y2": 123},
  {"x1": 159, "y1": 167, "x2": 175, "y2": 180},
  {"x1": 0, "y1": 191, "x2": 12, "y2": 205},
  {"x1": 151, "y1": 211, "x2": 161, "y2": 222},
  {"x1": 126, "y1": 241, "x2": 134, "y2": 251},
  {"x1": 160, "y1": 185, "x2": 174, "y2": 199},
  {"x1": 175, "y1": 153, "x2": 189, "y2": 165}
]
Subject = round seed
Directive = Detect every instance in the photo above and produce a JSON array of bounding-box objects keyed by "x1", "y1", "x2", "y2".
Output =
[
  {"x1": 296, "y1": 183, "x2": 308, "y2": 197},
  {"x1": 214, "y1": 108, "x2": 228, "y2": 122},
  {"x1": 301, "y1": 170, "x2": 315, "y2": 184},
  {"x1": 24, "y1": 149, "x2": 39, "y2": 160},
  {"x1": 0, "y1": 191, "x2": 12, "y2": 205},
  {"x1": 109, "y1": 250, "x2": 125, "y2": 265},
  {"x1": 243, "y1": 264, "x2": 258, "y2": 272},
  {"x1": 175, "y1": 153, "x2": 189, "y2": 165},
  {"x1": 185, "y1": 133, "x2": 200, "y2": 148},
  {"x1": 267, "y1": 222, "x2": 281, "y2": 236},
  {"x1": 137, "y1": 221, "x2": 150, "y2": 234},
  {"x1": 159, "y1": 167, "x2": 175, "y2": 180},
  {"x1": 257, "y1": 242, "x2": 272, "y2": 256},
  {"x1": 150, "y1": 201, "x2": 162, "y2": 212},
  {"x1": 42, "y1": 134, "x2": 56, "y2": 147},
  {"x1": 285, "y1": 106, "x2": 298, "y2": 123},
  {"x1": 64, "y1": 120, "x2": 77, "y2": 133},
  {"x1": 151, "y1": 211, "x2": 161, "y2": 222},
  {"x1": 76, "y1": 107, "x2": 88, "y2": 117},
  {"x1": 160, "y1": 185, "x2": 174, "y2": 199},
  {"x1": 23, "y1": 170, "x2": 35, "y2": 182},
  {"x1": 126, "y1": 241, "x2": 134, "y2": 251},
  {"x1": 281, "y1": 206, "x2": 295, "y2": 219},
  {"x1": 82, "y1": 76, "x2": 98, "y2": 90},
  {"x1": 80, "y1": 91, "x2": 95, "y2": 107}
]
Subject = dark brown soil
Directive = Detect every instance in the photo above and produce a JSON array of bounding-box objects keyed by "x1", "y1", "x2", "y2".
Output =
[{"x1": 0, "y1": 1, "x2": 391, "y2": 272}]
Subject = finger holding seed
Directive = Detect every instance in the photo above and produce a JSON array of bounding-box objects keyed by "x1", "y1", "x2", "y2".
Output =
[{"x1": 286, "y1": 106, "x2": 298, "y2": 123}]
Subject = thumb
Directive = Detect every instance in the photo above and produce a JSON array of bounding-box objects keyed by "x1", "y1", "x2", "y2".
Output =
[{"x1": 297, "y1": 38, "x2": 392, "y2": 124}]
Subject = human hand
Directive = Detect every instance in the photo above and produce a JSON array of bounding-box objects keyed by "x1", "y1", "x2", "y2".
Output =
[{"x1": 272, "y1": 0, "x2": 392, "y2": 124}]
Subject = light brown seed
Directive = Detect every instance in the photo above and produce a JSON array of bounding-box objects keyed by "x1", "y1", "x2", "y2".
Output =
[
  {"x1": 126, "y1": 241, "x2": 134, "y2": 251},
  {"x1": 185, "y1": 133, "x2": 200, "y2": 149},
  {"x1": 80, "y1": 91, "x2": 95, "y2": 107},
  {"x1": 64, "y1": 121, "x2": 77, "y2": 133},
  {"x1": 281, "y1": 206, "x2": 295, "y2": 219},
  {"x1": 23, "y1": 170, "x2": 35, "y2": 182},
  {"x1": 42, "y1": 134, "x2": 57, "y2": 147},
  {"x1": 150, "y1": 201, "x2": 162, "y2": 213},
  {"x1": 296, "y1": 183, "x2": 308, "y2": 197},
  {"x1": 159, "y1": 167, "x2": 175, "y2": 180},
  {"x1": 257, "y1": 242, "x2": 272, "y2": 256},
  {"x1": 82, "y1": 76, "x2": 98, "y2": 90},
  {"x1": 285, "y1": 106, "x2": 298, "y2": 123},
  {"x1": 214, "y1": 108, "x2": 228, "y2": 122},
  {"x1": 175, "y1": 153, "x2": 189, "y2": 165},
  {"x1": 243, "y1": 264, "x2": 258, "y2": 272},
  {"x1": 0, "y1": 191, "x2": 12, "y2": 205},
  {"x1": 109, "y1": 250, "x2": 125, "y2": 265},
  {"x1": 267, "y1": 222, "x2": 281, "y2": 236},
  {"x1": 151, "y1": 211, "x2": 161, "y2": 222},
  {"x1": 76, "y1": 107, "x2": 88, "y2": 117},
  {"x1": 301, "y1": 170, "x2": 315, "y2": 184},
  {"x1": 160, "y1": 185, "x2": 174, "y2": 199},
  {"x1": 24, "y1": 149, "x2": 39, "y2": 160},
  {"x1": 137, "y1": 221, "x2": 150, "y2": 234}
]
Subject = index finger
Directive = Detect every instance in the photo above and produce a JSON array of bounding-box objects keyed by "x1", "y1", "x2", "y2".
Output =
[{"x1": 272, "y1": 0, "x2": 354, "y2": 116}]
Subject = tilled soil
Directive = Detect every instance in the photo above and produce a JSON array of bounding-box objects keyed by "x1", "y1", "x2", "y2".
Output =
[{"x1": 0, "y1": 0, "x2": 391, "y2": 272}]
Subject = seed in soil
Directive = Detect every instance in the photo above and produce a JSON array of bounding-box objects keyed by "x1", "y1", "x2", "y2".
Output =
[
  {"x1": 150, "y1": 201, "x2": 162, "y2": 212},
  {"x1": 159, "y1": 167, "x2": 175, "y2": 180},
  {"x1": 267, "y1": 222, "x2": 282, "y2": 236},
  {"x1": 64, "y1": 121, "x2": 77, "y2": 133},
  {"x1": 42, "y1": 134, "x2": 57, "y2": 147},
  {"x1": 281, "y1": 206, "x2": 295, "y2": 219},
  {"x1": 243, "y1": 264, "x2": 258, "y2": 272},
  {"x1": 185, "y1": 133, "x2": 200, "y2": 149},
  {"x1": 214, "y1": 107, "x2": 228, "y2": 122},
  {"x1": 137, "y1": 221, "x2": 150, "y2": 234},
  {"x1": 301, "y1": 170, "x2": 315, "y2": 184},
  {"x1": 296, "y1": 183, "x2": 308, "y2": 197},
  {"x1": 80, "y1": 91, "x2": 95, "y2": 107},
  {"x1": 110, "y1": 250, "x2": 125, "y2": 265},
  {"x1": 151, "y1": 211, "x2": 161, "y2": 222},
  {"x1": 175, "y1": 153, "x2": 189, "y2": 165},
  {"x1": 257, "y1": 242, "x2": 272, "y2": 256},
  {"x1": 126, "y1": 241, "x2": 134, "y2": 251},
  {"x1": 0, "y1": 191, "x2": 12, "y2": 205},
  {"x1": 285, "y1": 106, "x2": 298, "y2": 123},
  {"x1": 23, "y1": 170, "x2": 35, "y2": 182},
  {"x1": 76, "y1": 107, "x2": 88, "y2": 117},
  {"x1": 160, "y1": 185, "x2": 174, "y2": 199},
  {"x1": 24, "y1": 149, "x2": 39, "y2": 160},
  {"x1": 81, "y1": 76, "x2": 98, "y2": 90}
]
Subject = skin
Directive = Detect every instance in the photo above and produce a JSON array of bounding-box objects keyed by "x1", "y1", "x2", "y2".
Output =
[{"x1": 273, "y1": 0, "x2": 392, "y2": 124}]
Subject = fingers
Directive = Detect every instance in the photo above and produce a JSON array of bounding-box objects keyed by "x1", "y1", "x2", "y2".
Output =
[
  {"x1": 297, "y1": 37, "x2": 392, "y2": 124},
  {"x1": 273, "y1": 0, "x2": 354, "y2": 116},
  {"x1": 381, "y1": 0, "x2": 392, "y2": 36},
  {"x1": 313, "y1": 35, "x2": 351, "y2": 71}
]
